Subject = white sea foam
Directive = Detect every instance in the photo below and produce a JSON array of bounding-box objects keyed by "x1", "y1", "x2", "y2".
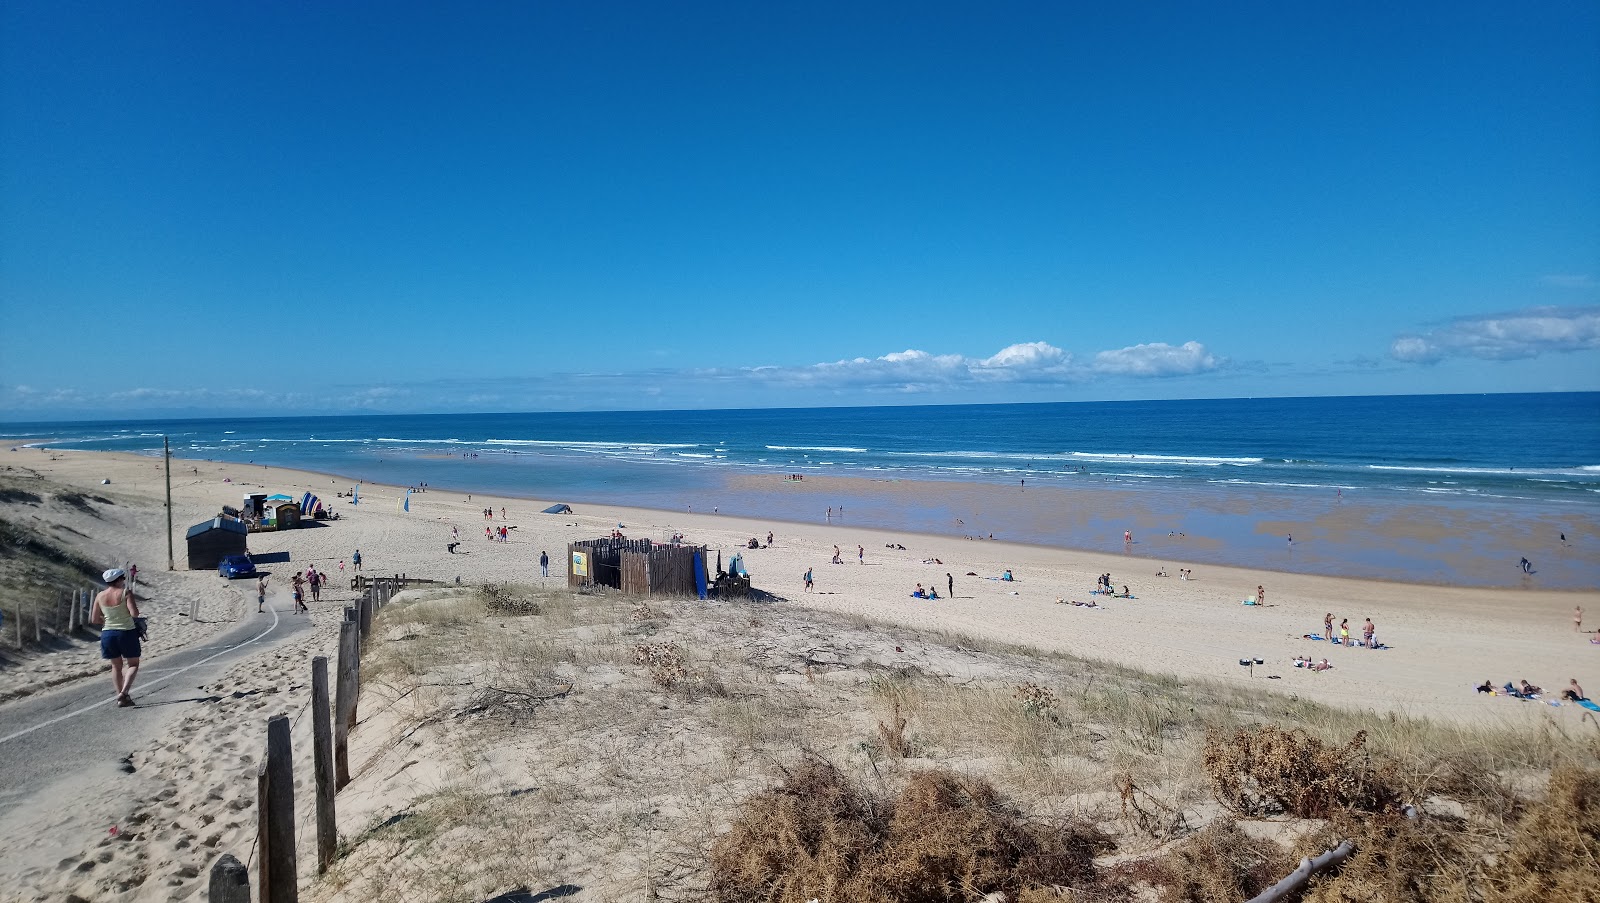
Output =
[{"x1": 765, "y1": 445, "x2": 869, "y2": 453}]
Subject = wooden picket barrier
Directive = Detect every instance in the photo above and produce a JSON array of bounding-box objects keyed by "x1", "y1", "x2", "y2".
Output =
[{"x1": 215, "y1": 576, "x2": 417, "y2": 894}]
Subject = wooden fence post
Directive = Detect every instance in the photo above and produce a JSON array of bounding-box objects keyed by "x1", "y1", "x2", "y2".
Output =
[
  {"x1": 67, "y1": 590, "x2": 78, "y2": 634},
  {"x1": 311, "y1": 656, "x2": 337, "y2": 872},
  {"x1": 358, "y1": 592, "x2": 372, "y2": 641},
  {"x1": 208, "y1": 853, "x2": 251, "y2": 903},
  {"x1": 334, "y1": 620, "x2": 359, "y2": 789},
  {"x1": 259, "y1": 713, "x2": 298, "y2": 903}
]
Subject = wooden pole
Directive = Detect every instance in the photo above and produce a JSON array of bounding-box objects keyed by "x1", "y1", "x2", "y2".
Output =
[
  {"x1": 310, "y1": 656, "x2": 337, "y2": 872},
  {"x1": 1246, "y1": 840, "x2": 1357, "y2": 903},
  {"x1": 261, "y1": 714, "x2": 298, "y2": 903},
  {"x1": 334, "y1": 620, "x2": 359, "y2": 789},
  {"x1": 165, "y1": 436, "x2": 175, "y2": 571},
  {"x1": 256, "y1": 757, "x2": 269, "y2": 902},
  {"x1": 358, "y1": 592, "x2": 372, "y2": 641},
  {"x1": 208, "y1": 853, "x2": 251, "y2": 903}
]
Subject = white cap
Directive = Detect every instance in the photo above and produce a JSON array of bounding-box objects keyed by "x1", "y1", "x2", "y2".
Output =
[{"x1": 103, "y1": 568, "x2": 127, "y2": 584}]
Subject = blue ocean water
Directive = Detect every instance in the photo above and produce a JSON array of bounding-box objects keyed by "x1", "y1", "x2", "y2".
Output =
[
  {"x1": 8, "y1": 393, "x2": 1598, "y2": 502},
  {"x1": 6, "y1": 393, "x2": 1598, "y2": 588}
]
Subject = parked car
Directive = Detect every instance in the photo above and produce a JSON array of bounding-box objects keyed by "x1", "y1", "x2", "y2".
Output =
[{"x1": 218, "y1": 554, "x2": 257, "y2": 579}]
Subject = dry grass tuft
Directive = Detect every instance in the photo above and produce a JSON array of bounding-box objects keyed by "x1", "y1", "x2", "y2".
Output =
[
  {"x1": 707, "y1": 758, "x2": 1109, "y2": 903},
  {"x1": 1480, "y1": 765, "x2": 1600, "y2": 902},
  {"x1": 1147, "y1": 819, "x2": 1290, "y2": 903},
  {"x1": 1205, "y1": 725, "x2": 1400, "y2": 819},
  {"x1": 1014, "y1": 682, "x2": 1061, "y2": 720},
  {"x1": 878, "y1": 701, "x2": 912, "y2": 758},
  {"x1": 633, "y1": 641, "x2": 689, "y2": 688}
]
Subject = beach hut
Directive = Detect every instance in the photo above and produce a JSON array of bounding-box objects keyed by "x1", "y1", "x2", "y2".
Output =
[
  {"x1": 568, "y1": 537, "x2": 707, "y2": 597},
  {"x1": 271, "y1": 501, "x2": 302, "y2": 530},
  {"x1": 186, "y1": 517, "x2": 248, "y2": 570}
]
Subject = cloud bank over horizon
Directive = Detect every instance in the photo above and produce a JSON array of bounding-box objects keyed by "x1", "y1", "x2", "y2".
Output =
[
  {"x1": 1391, "y1": 305, "x2": 1600, "y2": 364},
  {"x1": 1, "y1": 339, "x2": 1227, "y2": 419}
]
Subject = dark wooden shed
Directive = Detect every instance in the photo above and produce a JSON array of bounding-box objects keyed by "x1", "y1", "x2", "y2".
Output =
[
  {"x1": 568, "y1": 537, "x2": 707, "y2": 597},
  {"x1": 270, "y1": 502, "x2": 302, "y2": 530},
  {"x1": 186, "y1": 517, "x2": 249, "y2": 570}
]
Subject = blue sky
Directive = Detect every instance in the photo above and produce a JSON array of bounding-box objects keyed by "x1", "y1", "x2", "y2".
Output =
[{"x1": 2, "y1": 2, "x2": 1597, "y2": 420}]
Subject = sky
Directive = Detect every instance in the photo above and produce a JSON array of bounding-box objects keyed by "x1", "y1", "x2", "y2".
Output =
[{"x1": 2, "y1": 2, "x2": 1597, "y2": 421}]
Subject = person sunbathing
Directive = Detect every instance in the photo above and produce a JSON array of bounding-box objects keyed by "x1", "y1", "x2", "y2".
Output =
[
  {"x1": 1476, "y1": 680, "x2": 1494, "y2": 694},
  {"x1": 1520, "y1": 680, "x2": 1542, "y2": 696},
  {"x1": 1310, "y1": 659, "x2": 1333, "y2": 672},
  {"x1": 1293, "y1": 656, "x2": 1310, "y2": 668}
]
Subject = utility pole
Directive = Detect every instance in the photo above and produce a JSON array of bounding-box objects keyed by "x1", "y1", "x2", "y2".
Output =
[{"x1": 165, "y1": 435, "x2": 175, "y2": 571}]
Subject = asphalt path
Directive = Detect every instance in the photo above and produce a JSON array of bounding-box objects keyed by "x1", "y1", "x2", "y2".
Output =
[{"x1": 0, "y1": 596, "x2": 312, "y2": 817}]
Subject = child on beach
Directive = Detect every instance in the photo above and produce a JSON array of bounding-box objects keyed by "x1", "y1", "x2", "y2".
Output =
[{"x1": 803, "y1": 568, "x2": 814, "y2": 592}]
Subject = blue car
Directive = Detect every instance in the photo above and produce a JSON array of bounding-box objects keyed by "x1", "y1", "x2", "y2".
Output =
[{"x1": 218, "y1": 554, "x2": 257, "y2": 579}]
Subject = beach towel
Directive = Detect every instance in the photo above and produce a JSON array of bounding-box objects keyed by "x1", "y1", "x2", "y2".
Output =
[{"x1": 1306, "y1": 634, "x2": 1326, "y2": 641}]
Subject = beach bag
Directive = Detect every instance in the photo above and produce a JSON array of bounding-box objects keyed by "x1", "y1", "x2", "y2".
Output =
[{"x1": 134, "y1": 616, "x2": 148, "y2": 641}]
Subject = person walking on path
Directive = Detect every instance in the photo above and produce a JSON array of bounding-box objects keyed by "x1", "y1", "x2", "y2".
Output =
[
  {"x1": 352, "y1": 549, "x2": 363, "y2": 572},
  {"x1": 91, "y1": 568, "x2": 142, "y2": 707},
  {"x1": 291, "y1": 574, "x2": 308, "y2": 613},
  {"x1": 257, "y1": 574, "x2": 268, "y2": 613},
  {"x1": 540, "y1": 550, "x2": 550, "y2": 577}
]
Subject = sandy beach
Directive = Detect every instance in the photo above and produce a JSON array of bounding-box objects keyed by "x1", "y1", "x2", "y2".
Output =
[
  {"x1": 2, "y1": 446, "x2": 1597, "y2": 901},
  {"x1": 6, "y1": 446, "x2": 1595, "y2": 723}
]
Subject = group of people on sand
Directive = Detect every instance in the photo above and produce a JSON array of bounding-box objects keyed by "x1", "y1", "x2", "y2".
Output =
[
  {"x1": 1316, "y1": 612, "x2": 1378, "y2": 648},
  {"x1": 1478, "y1": 678, "x2": 1587, "y2": 702},
  {"x1": 1093, "y1": 573, "x2": 1128, "y2": 596},
  {"x1": 910, "y1": 582, "x2": 942, "y2": 599}
]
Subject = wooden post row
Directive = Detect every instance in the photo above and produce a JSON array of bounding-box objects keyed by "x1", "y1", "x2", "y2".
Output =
[
  {"x1": 334, "y1": 620, "x2": 359, "y2": 789},
  {"x1": 311, "y1": 656, "x2": 337, "y2": 872},
  {"x1": 259, "y1": 713, "x2": 297, "y2": 903}
]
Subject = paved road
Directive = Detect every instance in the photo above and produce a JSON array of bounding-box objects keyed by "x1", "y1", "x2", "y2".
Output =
[{"x1": 0, "y1": 597, "x2": 312, "y2": 816}]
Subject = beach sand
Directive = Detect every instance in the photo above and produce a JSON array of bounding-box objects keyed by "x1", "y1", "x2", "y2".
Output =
[
  {"x1": 6, "y1": 447, "x2": 1595, "y2": 724},
  {"x1": 1, "y1": 446, "x2": 1596, "y2": 900}
]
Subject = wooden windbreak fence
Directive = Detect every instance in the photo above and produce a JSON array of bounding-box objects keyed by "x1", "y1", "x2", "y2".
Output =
[
  {"x1": 213, "y1": 573, "x2": 417, "y2": 899},
  {"x1": 10, "y1": 586, "x2": 98, "y2": 648},
  {"x1": 568, "y1": 538, "x2": 704, "y2": 596}
]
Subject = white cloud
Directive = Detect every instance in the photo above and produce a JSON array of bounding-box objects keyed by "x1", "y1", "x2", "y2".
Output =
[
  {"x1": 1091, "y1": 341, "x2": 1220, "y2": 377},
  {"x1": 1391, "y1": 305, "x2": 1600, "y2": 364},
  {"x1": 1, "y1": 338, "x2": 1226, "y2": 417}
]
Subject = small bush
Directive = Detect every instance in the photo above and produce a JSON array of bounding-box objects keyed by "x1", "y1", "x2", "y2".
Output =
[
  {"x1": 1481, "y1": 766, "x2": 1600, "y2": 903},
  {"x1": 707, "y1": 758, "x2": 1109, "y2": 903},
  {"x1": 878, "y1": 702, "x2": 913, "y2": 758},
  {"x1": 1015, "y1": 683, "x2": 1060, "y2": 719},
  {"x1": 633, "y1": 642, "x2": 688, "y2": 688},
  {"x1": 1150, "y1": 819, "x2": 1290, "y2": 903},
  {"x1": 479, "y1": 582, "x2": 541, "y2": 615},
  {"x1": 1204, "y1": 726, "x2": 1400, "y2": 819}
]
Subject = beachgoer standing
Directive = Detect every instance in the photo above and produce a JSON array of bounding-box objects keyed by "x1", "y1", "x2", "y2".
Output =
[
  {"x1": 803, "y1": 568, "x2": 814, "y2": 592},
  {"x1": 352, "y1": 549, "x2": 362, "y2": 572},
  {"x1": 540, "y1": 550, "x2": 549, "y2": 577},
  {"x1": 92, "y1": 568, "x2": 142, "y2": 706},
  {"x1": 308, "y1": 568, "x2": 322, "y2": 603},
  {"x1": 1520, "y1": 557, "x2": 1531, "y2": 573},
  {"x1": 291, "y1": 574, "x2": 307, "y2": 613},
  {"x1": 858, "y1": 545, "x2": 864, "y2": 565},
  {"x1": 947, "y1": 572, "x2": 954, "y2": 598},
  {"x1": 1362, "y1": 618, "x2": 1375, "y2": 648},
  {"x1": 1256, "y1": 585, "x2": 1265, "y2": 606},
  {"x1": 1576, "y1": 606, "x2": 1584, "y2": 632},
  {"x1": 1339, "y1": 619, "x2": 1350, "y2": 646},
  {"x1": 1324, "y1": 612, "x2": 1334, "y2": 640},
  {"x1": 1124, "y1": 530, "x2": 1132, "y2": 544},
  {"x1": 257, "y1": 574, "x2": 268, "y2": 613}
]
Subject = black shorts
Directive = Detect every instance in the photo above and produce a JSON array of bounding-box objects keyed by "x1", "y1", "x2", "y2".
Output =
[{"x1": 100, "y1": 628, "x2": 141, "y2": 660}]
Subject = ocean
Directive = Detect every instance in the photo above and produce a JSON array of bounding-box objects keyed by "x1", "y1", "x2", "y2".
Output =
[{"x1": 6, "y1": 393, "x2": 1599, "y2": 588}]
